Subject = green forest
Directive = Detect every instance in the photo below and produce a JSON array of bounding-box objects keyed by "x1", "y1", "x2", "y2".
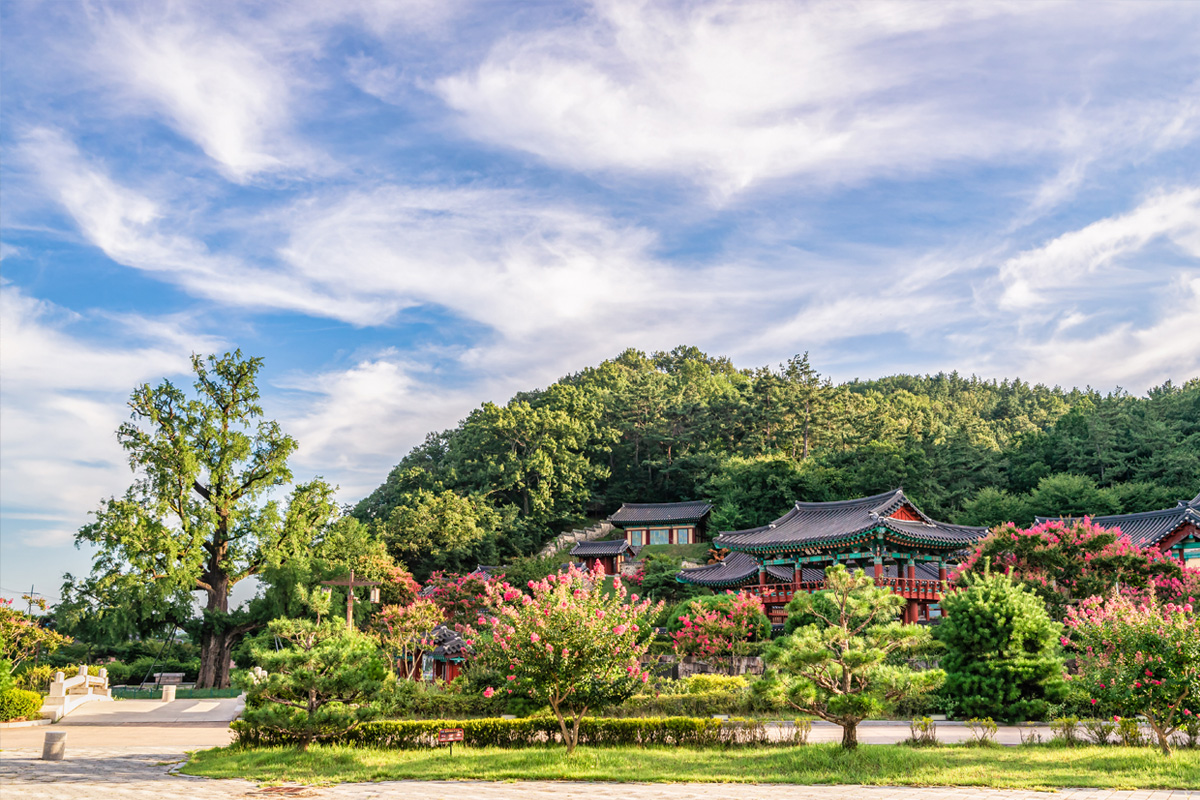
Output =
[{"x1": 354, "y1": 346, "x2": 1200, "y2": 579}]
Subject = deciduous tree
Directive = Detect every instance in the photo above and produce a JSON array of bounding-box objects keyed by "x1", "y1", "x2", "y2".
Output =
[{"x1": 71, "y1": 351, "x2": 335, "y2": 687}]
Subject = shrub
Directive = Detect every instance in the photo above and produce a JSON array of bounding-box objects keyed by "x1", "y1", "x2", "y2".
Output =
[
  {"x1": 13, "y1": 665, "x2": 55, "y2": 694},
  {"x1": 1081, "y1": 718, "x2": 1116, "y2": 745},
  {"x1": 239, "y1": 619, "x2": 392, "y2": 750},
  {"x1": 0, "y1": 688, "x2": 43, "y2": 721},
  {"x1": 232, "y1": 715, "x2": 792, "y2": 749},
  {"x1": 1050, "y1": 716, "x2": 1081, "y2": 746},
  {"x1": 936, "y1": 568, "x2": 1065, "y2": 722},
  {"x1": 965, "y1": 717, "x2": 997, "y2": 746},
  {"x1": 683, "y1": 674, "x2": 747, "y2": 694},
  {"x1": 906, "y1": 716, "x2": 938, "y2": 747},
  {"x1": 1065, "y1": 593, "x2": 1199, "y2": 755}
]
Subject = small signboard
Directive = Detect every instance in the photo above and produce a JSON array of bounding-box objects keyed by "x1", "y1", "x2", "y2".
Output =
[{"x1": 438, "y1": 727, "x2": 464, "y2": 755}]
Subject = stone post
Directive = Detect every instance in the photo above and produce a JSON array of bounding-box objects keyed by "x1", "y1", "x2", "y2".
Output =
[
  {"x1": 162, "y1": 684, "x2": 177, "y2": 703},
  {"x1": 42, "y1": 731, "x2": 67, "y2": 761}
]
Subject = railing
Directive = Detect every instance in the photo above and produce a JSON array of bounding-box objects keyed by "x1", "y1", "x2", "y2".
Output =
[
  {"x1": 41, "y1": 665, "x2": 112, "y2": 721},
  {"x1": 747, "y1": 576, "x2": 945, "y2": 624}
]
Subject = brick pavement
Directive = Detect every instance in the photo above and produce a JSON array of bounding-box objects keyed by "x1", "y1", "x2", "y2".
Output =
[{"x1": 1, "y1": 746, "x2": 1197, "y2": 800}]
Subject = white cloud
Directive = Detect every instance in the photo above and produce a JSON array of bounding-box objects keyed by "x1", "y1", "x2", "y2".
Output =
[
  {"x1": 979, "y1": 274, "x2": 1200, "y2": 390},
  {"x1": 436, "y1": 0, "x2": 1199, "y2": 197},
  {"x1": 998, "y1": 188, "x2": 1200, "y2": 310},
  {"x1": 94, "y1": 12, "x2": 305, "y2": 181},
  {"x1": 0, "y1": 283, "x2": 222, "y2": 542}
]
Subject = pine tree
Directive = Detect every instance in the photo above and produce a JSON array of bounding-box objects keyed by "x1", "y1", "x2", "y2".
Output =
[{"x1": 935, "y1": 566, "x2": 1065, "y2": 723}]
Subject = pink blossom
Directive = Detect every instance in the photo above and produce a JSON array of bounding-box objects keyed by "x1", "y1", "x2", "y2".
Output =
[
  {"x1": 506, "y1": 674, "x2": 516, "y2": 681},
  {"x1": 483, "y1": 687, "x2": 495, "y2": 698},
  {"x1": 530, "y1": 632, "x2": 540, "y2": 642},
  {"x1": 613, "y1": 625, "x2": 627, "y2": 635},
  {"x1": 596, "y1": 609, "x2": 606, "y2": 619}
]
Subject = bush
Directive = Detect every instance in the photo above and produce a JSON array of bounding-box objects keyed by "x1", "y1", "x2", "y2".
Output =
[
  {"x1": 240, "y1": 619, "x2": 392, "y2": 750},
  {"x1": 125, "y1": 656, "x2": 201, "y2": 684},
  {"x1": 13, "y1": 665, "x2": 55, "y2": 694},
  {"x1": 936, "y1": 568, "x2": 1064, "y2": 722},
  {"x1": 232, "y1": 715, "x2": 796, "y2": 749},
  {"x1": 0, "y1": 688, "x2": 43, "y2": 721}
]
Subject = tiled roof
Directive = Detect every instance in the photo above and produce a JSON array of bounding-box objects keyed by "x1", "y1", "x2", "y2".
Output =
[
  {"x1": 676, "y1": 552, "x2": 944, "y2": 587},
  {"x1": 571, "y1": 539, "x2": 634, "y2": 557},
  {"x1": 1038, "y1": 498, "x2": 1200, "y2": 548},
  {"x1": 712, "y1": 489, "x2": 985, "y2": 553},
  {"x1": 427, "y1": 625, "x2": 470, "y2": 661},
  {"x1": 675, "y1": 552, "x2": 792, "y2": 587},
  {"x1": 609, "y1": 501, "x2": 712, "y2": 525}
]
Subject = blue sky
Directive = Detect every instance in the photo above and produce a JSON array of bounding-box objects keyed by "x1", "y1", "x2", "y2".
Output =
[{"x1": 2, "y1": 0, "x2": 1199, "y2": 607}]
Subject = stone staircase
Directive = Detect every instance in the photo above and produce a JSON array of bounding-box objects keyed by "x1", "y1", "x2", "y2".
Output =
[{"x1": 538, "y1": 520, "x2": 616, "y2": 558}]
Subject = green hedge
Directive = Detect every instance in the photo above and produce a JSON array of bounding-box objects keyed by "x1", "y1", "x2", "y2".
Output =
[
  {"x1": 232, "y1": 715, "x2": 811, "y2": 749},
  {"x1": 0, "y1": 688, "x2": 43, "y2": 722}
]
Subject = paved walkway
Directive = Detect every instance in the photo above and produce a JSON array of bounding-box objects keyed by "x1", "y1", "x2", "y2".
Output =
[{"x1": 1, "y1": 747, "x2": 1197, "y2": 800}]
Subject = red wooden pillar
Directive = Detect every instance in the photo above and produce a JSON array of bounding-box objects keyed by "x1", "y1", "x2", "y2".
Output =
[
  {"x1": 758, "y1": 566, "x2": 767, "y2": 586},
  {"x1": 794, "y1": 562, "x2": 802, "y2": 587},
  {"x1": 873, "y1": 557, "x2": 883, "y2": 583},
  {"x1": 938, "y1": 560, "x2": 948, "y2": 582}
]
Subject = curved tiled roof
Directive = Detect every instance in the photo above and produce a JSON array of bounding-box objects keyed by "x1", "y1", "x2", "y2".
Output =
[
  {"x1": 712, "y1": 489, "x2": 985, "y2": 553},
  {"x1": 675, "y1": 552, "x2": 793, "y2": 587},
  {"x1": 571, "y1": 539, "x2": 634, "y2": 557},
  {"x1": 427, "y1": 625, "x2": 470, "y2": 661},
  {"x1": 1038, "y1": 495, "x2": 1200, "y2": 548},
  {"x1": 610, "y1": 501, "x2": 712, "y2": 526}
]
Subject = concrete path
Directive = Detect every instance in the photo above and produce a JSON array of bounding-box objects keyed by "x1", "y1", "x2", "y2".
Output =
[
  {"x1": 1, "y1": 748, "x2": 1197, "y2": 800},
  {"x1": 57, "y1": 696, "x2": 245, "y2": 724}
]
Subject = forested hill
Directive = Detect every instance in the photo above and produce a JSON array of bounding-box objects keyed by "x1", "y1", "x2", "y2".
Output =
[{"x1": 352, "y1": 347, "x2": 1200, "y2": 579}]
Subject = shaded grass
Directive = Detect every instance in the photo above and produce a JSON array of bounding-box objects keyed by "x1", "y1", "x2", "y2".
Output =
[{"x1": 183, "y1": 743, "x2": 1200, "y2": 790}]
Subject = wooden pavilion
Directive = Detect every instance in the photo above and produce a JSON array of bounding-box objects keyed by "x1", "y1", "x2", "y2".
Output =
[
  {"x1": 609, "y1": 500, "x2": 712, "y2": 547},
  {"x1": 569, "y1": 539, "x2": 635, "y2": 575},
  {"x1": 676, "y1": 489, "x2": 986, "y2": 625}
]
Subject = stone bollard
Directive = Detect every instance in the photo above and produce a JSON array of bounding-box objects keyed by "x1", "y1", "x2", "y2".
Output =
[
  {"x1": 42, "y1": 731, "x2": 67, "y2": 761},
  {"x1": 161, "y1": 684, "x2": 177, "y2": 703}
]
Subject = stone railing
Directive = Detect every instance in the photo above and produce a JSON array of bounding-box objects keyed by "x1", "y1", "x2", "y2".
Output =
[{"x1": 40, "y1": 665, "x2": 113, "y2": 721}]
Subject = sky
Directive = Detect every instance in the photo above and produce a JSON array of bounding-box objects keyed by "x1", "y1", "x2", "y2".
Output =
[{"x1": 2, "y1": 0, "x2": 1199, "y2": 608}]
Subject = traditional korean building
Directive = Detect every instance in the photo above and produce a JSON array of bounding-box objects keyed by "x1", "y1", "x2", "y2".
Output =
[
  {"x1": 569, "y1": 539, "x2": 635, "y2": 575},
  {"x1": 676, "y1": 489, "x2": 985, "y2": 625},
  {"x1": 1038, "y1": 491, "x2": 1200, "y2": 567},
  {"x1": 419, "y1": 625, "x2": 470, "y2": 683},
  {"x1": 609, "y1": 500, "x2": 712, "y2": 547}
]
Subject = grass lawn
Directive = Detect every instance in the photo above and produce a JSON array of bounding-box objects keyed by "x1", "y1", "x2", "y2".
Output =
[
  {"x1": 183, "y1": 743, "x2": 1200, "y2": 790},
  {"x1": 634, "y1": 543, "x2": 712, "y2": 562}
]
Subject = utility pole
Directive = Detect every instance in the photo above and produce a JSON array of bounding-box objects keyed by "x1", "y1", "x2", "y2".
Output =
[
  {"x1": 27, "y1": 585, "x2": 34, "y2": 615},
  {"x1": 320, "y1": 570, "x2": 381, "y2": 628}
]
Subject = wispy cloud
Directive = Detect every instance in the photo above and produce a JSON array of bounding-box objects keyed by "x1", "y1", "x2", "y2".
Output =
[
  {"x1": 436, "y1": 0, "x2": 1199, "y2": 198},
  {"x1": 997, "y1": 187, "x2": 1200, "y2": 310},
  {"x1": 0, "y1": 283, "x2": 222, "y2": 545}
]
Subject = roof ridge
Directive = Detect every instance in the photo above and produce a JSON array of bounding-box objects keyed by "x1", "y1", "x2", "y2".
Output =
[{"x1": 792, "y1": 489, "x2": 904, "y2": 509}]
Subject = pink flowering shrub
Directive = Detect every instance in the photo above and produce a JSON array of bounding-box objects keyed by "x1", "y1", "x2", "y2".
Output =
[
  {"x1": 956, "y1": 518, "x2": 1182, "y2": 618},
  {"x1": 372, "y1": 598, "x2": 446, "y2": 681},
  {"x1": 422, "y1": 571, "x2": 498, "y2": 629},
  {"x1": 1064, "y1": 593, "x2": 1199, "y2": 755},
  {"x1": 671, "y1": 591, "x2": 767, "y2": 670},
  {"x1": 469, "y1": 564, "x2": 662, "y2": 754}
]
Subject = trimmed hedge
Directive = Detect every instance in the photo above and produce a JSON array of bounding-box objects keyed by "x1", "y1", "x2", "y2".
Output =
[
  {"x1": 232, "y1": 715, "x2": 811, "y2": 749},
  {"x1": 0, "y1": 688, "x2": 44, "y2": 722}
]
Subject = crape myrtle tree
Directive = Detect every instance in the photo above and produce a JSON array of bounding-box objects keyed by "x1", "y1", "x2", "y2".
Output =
[
  {"x1": 935, "y1": 567, "x2": 1065, "y2": 722},
  {"x1": 766, "y1": 565, "x2": 944, "y2": 749},
  {"x1": 373, "y1": 597, "x2": 445, "y2": 682},
  {"x1": 957, "y1": 518, "x2": 1181, "y2": 619},
  {"x1": 70, "y1": 351, "x2": 337, "y2": 688},
  {"x1": 1065, "y1": 593, "x2": 1200, "y2": 756},
  {"x1": 670, "y1": 591, "x2": 769, "y2": 671},
  {"x1": 473, "y1": 564, "x2": 662, "y2": 755}
]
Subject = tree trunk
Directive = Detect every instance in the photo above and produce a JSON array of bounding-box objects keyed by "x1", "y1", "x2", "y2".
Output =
[
  {"x1": 196, "y1": 573, "x2": 232, "y2": 689},
  {"x1": 841, "y1": 722, "x2": 858, "y2": 750}
]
